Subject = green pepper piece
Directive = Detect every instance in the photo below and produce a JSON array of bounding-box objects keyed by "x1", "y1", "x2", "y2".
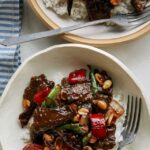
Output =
[
  {"x1": 41, "y1": 101, "x2": 47, "y2": 107},
  {"x1": 82, "y1": 132, "x2": 92, "y2": 145},
  {"x1": 42, "y1": 85, "x2": 61, "y2": 107},
  {"x1": 90, "y1": 67, "x2": 98, "y2": 95},
  {"x1": 58, "y1": 123, "x2": 87, "y2": 134},
  {"x1": 48, "y1": 85, "x2": 60, "y2": 100}
]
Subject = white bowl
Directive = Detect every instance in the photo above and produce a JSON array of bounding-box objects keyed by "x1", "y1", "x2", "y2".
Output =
[{"x1": 0, "y1": 44, "x2": 150, "y2": 150}]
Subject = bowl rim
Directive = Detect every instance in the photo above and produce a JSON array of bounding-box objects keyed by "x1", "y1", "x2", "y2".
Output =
[
  {"x1": 28, "y1": 0, "x2": 150, "y2": 47},
  {"x1": 1, "y1": 43, "x2": 150, "y2": 115}
]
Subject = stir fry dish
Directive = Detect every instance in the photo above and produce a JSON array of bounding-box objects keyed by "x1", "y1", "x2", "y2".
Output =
[
  {"x1": 19, "y1": 66, "x2": 125, "y2": 150},
  {"x1": 43, "y1": 0, "x2": 148, "y2": 21}
]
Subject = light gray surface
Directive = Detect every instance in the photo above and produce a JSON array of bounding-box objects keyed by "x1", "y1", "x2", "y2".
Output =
[{"x1": 21, "y1": 1, "x2": 150, "y2": 101}]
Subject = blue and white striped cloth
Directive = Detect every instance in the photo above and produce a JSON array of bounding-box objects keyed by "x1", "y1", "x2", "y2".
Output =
[{"x1": 0, "y1": 0, "x2": 23, "y2": 96}]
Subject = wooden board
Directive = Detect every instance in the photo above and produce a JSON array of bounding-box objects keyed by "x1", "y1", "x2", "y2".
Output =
[{"x1": 28, "y1": 0, "x2": 150, "y2": 47}]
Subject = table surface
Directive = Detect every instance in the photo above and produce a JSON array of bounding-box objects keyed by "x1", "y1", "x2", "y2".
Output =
[{"x1": 21, "y1": 1, "x2": 150, "y2": 101}]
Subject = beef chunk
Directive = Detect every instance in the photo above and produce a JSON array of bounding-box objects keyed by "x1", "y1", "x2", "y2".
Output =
[
  {"x1": 31, "y1": 106, "x2": 75, "y2": 135},
  {"x1": 19, "y1": 103, "x2": 37, "y2": 127},
  {"x1": 132, "y1": 0, "x2": 148, "y2": 12},
  {"x1": 61, "y1": 81, "x2": 93, "y2": 103},
  {"x1": 23, "y1": 74, "x2": 54, "y2": 101},
  {"x1": 94, "y1": 125, "x2": 116, "y2": 150},
  {"x1": 62, "y1": 133, "x2": 82, "y2": 150},
  {"x1": 48, "y1": 132, "x2": 82, "y2": 150},
  {"x1": 19, "y1": 74, "x2": 54, "y2": 127},
  {"x1": 86, "y1": 0, "x2": 113, "y2": 20}
]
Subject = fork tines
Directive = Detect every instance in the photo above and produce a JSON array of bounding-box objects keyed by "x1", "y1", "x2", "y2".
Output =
[
  {"x1": 124, "y1": 95, "x2": 142, "y2": 135},
  {"x1": 127, "y1": 1, "x2": 150, "y2": 26}
]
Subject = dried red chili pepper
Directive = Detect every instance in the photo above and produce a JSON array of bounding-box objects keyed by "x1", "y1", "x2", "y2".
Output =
[
  {"x1": 89, "y1": 114, "x2": 107, "y2": 139},
  {"x1": 68, "y1": 69, "x2": 86, "y2": 84},
  {"x1": 23, "y1": 144, "x2": 43, "y2": 150},
  {"x1": 34, "y1": 87, "x2": 51, "y2": 105}
]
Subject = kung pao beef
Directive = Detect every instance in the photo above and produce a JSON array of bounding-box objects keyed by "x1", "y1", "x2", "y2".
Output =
[{"x1": 19, "y1": 66, "x2": 125, "y2": 150}]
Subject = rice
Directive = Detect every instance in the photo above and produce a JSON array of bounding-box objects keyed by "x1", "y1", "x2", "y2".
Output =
[
  {"x1": 70, "y1": 0, "x2": 88, "y2": 20},
  {"x1": 43, "y1": 0, "x2": 88, "y2": 20},
  {"x1": 53, "y1": 1, "x2": 68, "y2": 16},
  {"x1": 43, "y1": 0, "x2": 60, "y2": 8},
  {"x1": 113, "y1": 92, "x2": 126, "y2": 148},
  {"x1": 112, "y1": 0, "x2": 134, "y2": 15},
  {"x1": 43, "y1": 0, "x2": 68, "y2": 15}
]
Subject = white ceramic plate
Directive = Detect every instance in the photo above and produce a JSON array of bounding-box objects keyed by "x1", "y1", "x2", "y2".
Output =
[
  {"x1": 28, "y1": 0, "x2": 150, "y2": 46},
  {"x1": 0, "y1": 44, "x2": 150, "y2": 150}
]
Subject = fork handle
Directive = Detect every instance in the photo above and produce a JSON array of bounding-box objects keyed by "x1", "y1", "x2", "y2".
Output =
[{"x1": 1, "y1": 18, "x2": 110, "y2": 46}]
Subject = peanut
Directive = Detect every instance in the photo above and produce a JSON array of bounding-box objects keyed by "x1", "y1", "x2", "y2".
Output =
[
  {"x1": 107, "y1": 113, "x2": 114, "y2": 126},
  {"x1": 23, "y1": 99, "x2": 30, "y2": 110},
  {"x1": 97, "y1": 100, "x2": 108, "y2": 110},
  {"x1": 78, "y1": 108, "x2": 89, "y2": 116},
  {"x1": 44, "y1": 147, "x2": 50, "y2": 150},
  {"x1": 95, "y1": 73, "x2": 104, "y2": 86},
  {"x1": 79, "y1": 116, "x2": 88, "y2": 125},
  {"x1": 73, "y1": 114, "x2": 80, "y2": 122},
  {"x1": 43, "y1": 134, "x2": 54, "y2": 142},
  {"x1": 103, "y1": 80, "x2": 112, "y2": 90},
  {"x1": 83, "y1": 146, "x2": 93, "y2": 150},
  {"x1": 89, "y1": 136, "x2": 97, "y2": 144}
]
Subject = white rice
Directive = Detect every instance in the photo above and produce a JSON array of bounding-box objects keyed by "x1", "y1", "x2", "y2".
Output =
[
  {"x1": 53, "y1": 1, "x2": 68, "y2": 16},
  {"x1": 113, "y1": 92, "x2": 126, "y2": 146},
  {"x1": 70, "y1": 0, "x2": 88, "y2": 20},
  {"x1": 43, "y1": 0, "x2": 68, "y2": 15},
  {"x1": 43, "y1": 0, "x2": 88, "y2": 20},
  {"x1": 111, "y1": 0, "x2": 134, "y2": 15},
  {"x1": 43, "y1": 0, "x2": 61, "y2": 8}
]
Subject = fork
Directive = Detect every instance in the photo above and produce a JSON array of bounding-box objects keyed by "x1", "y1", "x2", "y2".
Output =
[
  {"x1": 127, "y1": 2, "x2": 150, "y2": 26},
  {"x1": 1, "y1": 4, "x2": 150, "y2": 46},
  {"x1": 117, "y1": 95, "x2": 142, "y2": 150}
]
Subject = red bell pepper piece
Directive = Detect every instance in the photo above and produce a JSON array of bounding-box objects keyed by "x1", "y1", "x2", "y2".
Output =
[
  {"x1": 89, "y1": 114, "x2": 107, "y2": 139},
  {"x1": 34, "y1": 87, "x2": 51, "y2": 105},
  {"x1": 23, "y1": 144, "x2": 43, "y2": 150},
  {"x1": 68, "y1": 69, "x2": 86, "y2": 84}
]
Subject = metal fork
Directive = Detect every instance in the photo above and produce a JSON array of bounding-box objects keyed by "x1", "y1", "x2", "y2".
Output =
[
  {"x1": 1, "y1": 4, "x2": 150, "y2": 46},
  {"x1": 127, "y1": 2, "x2": 150, "y2": 26},
  {"x1": 117, "y1": 95, "x2": 142, "y2": 150}
]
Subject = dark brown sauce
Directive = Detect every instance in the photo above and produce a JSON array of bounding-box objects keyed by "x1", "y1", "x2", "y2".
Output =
[
  {"x1": 19, "y1": 72, "x2": 123, "y2": 150},
  {"x1": 32, "y1": 106, "x2": 75, "y2": 134},
  {"x1": 86, "y1": 0, "x2": 113, "y2": 20},
  {"x1": 61, "y1": 79, "x2": 93, "y2": 103},
  {"x1": 19, "y1": 74, "x2": 54, "y2": 127},
  {"x1": 131, "y1": 0, "x2": 148, "y2": 12},
  {"x1": 94, "y1": 125, "x2": 116, "y2": 149}
]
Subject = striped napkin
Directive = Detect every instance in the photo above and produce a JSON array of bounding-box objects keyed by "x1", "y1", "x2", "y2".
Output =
[{"x1": 0, "y1": 0, "x2": 23, "y2": 96}]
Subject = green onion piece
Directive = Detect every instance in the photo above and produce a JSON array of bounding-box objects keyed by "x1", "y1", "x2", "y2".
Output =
[
  {"x1": 82, "y1": 132, "x2": 92, "y2": 145},
  {"x1": 58, "y1": 123, "x2": 87, "y2": 134},
  {"x1": 44, "y1": 85, "x2": 61, "y2": 107},
  {"x1": 90, "y1": 68, "x2": 98, "y2": 95},
  {"x1": 48, "y1": 85, "x2": 60, "y2": 100},
  {"x1": 41, "y1": 101, "x2": 47, "y2": 107}
]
